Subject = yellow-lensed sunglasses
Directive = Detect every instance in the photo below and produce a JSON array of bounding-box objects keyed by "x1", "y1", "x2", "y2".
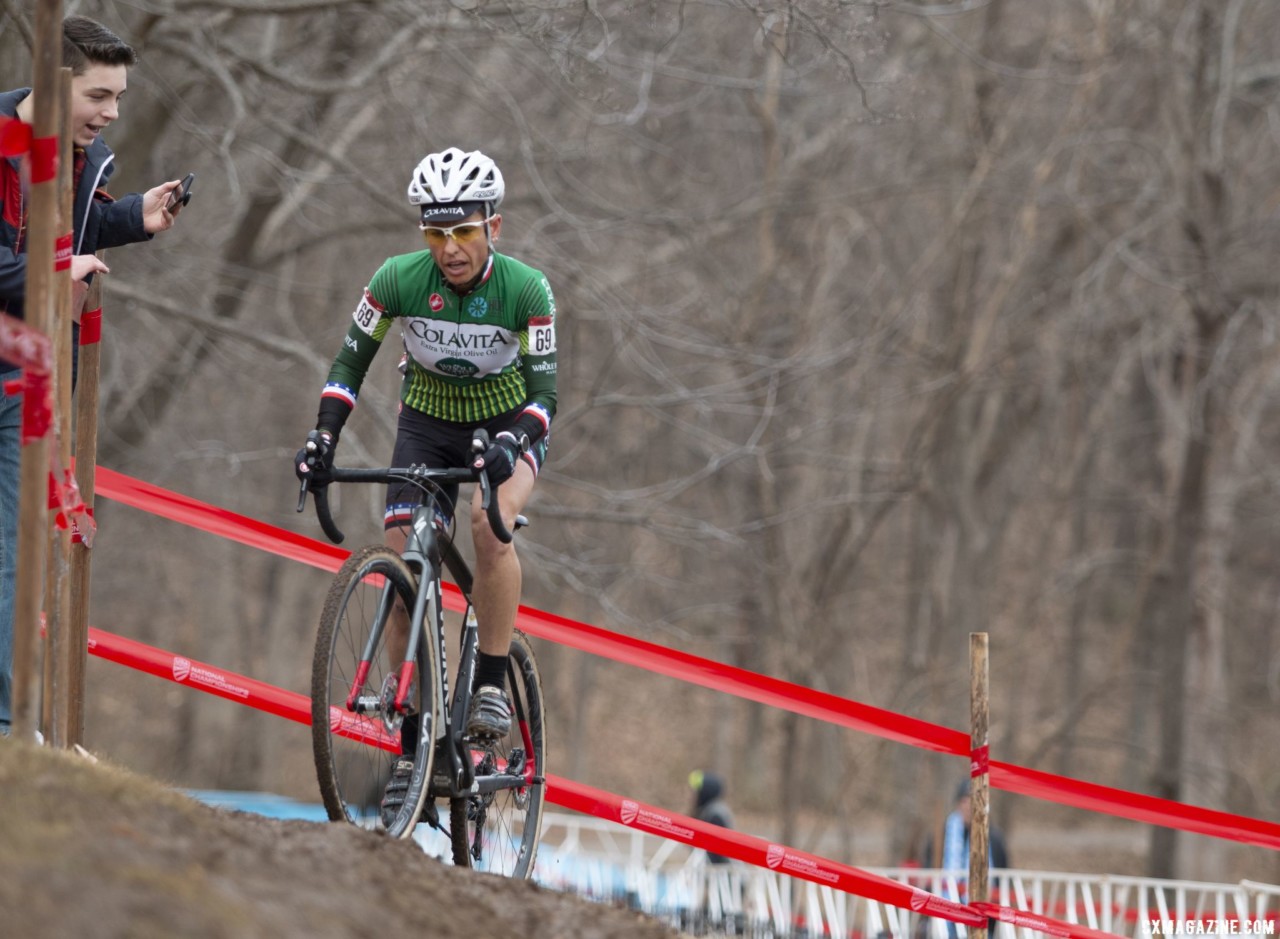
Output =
[{"x1": 420, "y1": 219, "x2": 489, "y2": 248}]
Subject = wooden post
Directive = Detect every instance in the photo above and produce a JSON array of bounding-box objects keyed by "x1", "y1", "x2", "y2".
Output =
[
  {"x1": 68, "y1": 271, "x2": 102, "y2": 747},
  {"x1": 11, "y1": 0, "x2": 63, "y2": 743},
  {"x1": 968, "y1": 632, "x2": 990, "y2": 939},
  {"x1": 42, "y1": 65, "x2": 74, "y2": 748}
]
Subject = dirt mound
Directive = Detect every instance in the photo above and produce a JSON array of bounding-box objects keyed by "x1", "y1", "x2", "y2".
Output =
[{"x1": 0, "y1": 739, "x2": 681, "y2": 939}]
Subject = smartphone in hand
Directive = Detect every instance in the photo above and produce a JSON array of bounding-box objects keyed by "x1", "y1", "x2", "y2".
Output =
[{"x1": 167, "y1": 173, "x2": 195, "y2": 211}]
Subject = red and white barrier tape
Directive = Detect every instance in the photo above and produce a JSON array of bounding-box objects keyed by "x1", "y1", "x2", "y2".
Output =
[
  {"x1": 80, "y1": 307, "x2": 103, "y2": 345},
  {"x1": 92, "y1": 468, "x2": 1280, "y2": 852},
  {"x1": 48, "y1": 458, "x2": 94, "y2": 547},
  {"x1": 85, "y1": 623, "x2": 1122, "y2": 938},
  {"x1": 1, "y1": 314, "x2": 53, "y2": 445},
  {"x1": 0, "y1": 114, "x2": 57, "y2": 181},
  {"x1": 86, "y1": 626, "x2": 393, "y2": 749},
  {"x1": 0, "y1": 131, "x2": 99, "y2": 542},
  {"x1": 1, "y1": 317, "x2": 97, "y2": 543}
]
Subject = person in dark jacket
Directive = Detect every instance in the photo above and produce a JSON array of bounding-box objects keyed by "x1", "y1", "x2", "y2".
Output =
[
  {"x1": 689, "y1": 769, "x2": 735, "y2": 865},
  {"x1": 0, "y1": 16, "x2": 187, "y2": 737}
]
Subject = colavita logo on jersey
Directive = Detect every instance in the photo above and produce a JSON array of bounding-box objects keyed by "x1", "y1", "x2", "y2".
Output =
[{"x1": 404, "y1": 318, "x2": 518, "y2": 379}]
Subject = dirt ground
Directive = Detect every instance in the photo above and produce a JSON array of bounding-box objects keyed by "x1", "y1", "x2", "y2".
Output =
[{"x1": 0, "y1": 739, "x2": 683, "y2": 939}]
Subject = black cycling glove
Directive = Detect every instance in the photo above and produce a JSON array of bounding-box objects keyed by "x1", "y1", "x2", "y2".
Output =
[
  {"x1": 476, "y1": 431, "x2": 523, "y2": 487},
  {"x1": 295, "y1": 429, "x2": 336, "y2": 483}
]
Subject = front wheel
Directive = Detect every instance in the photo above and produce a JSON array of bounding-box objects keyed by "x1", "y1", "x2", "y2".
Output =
[
  {"x1": 311, "y1": 545, "x2": 439, "y2": 838},
  {"x1": 450, "y1": 629, "x2": 546, "y2": 879}
]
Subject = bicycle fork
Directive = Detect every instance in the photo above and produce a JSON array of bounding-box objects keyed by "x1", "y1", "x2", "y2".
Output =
[
  {"x1": 346, "y1": 577, "x2": 399, "y2": 715},
  {"x1": 346, "y1": 558, "x2": 435, "y2": 727}
]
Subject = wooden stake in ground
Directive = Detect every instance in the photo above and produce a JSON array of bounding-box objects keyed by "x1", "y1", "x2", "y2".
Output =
[
  {"x1": 968, "y1": 631, "x2": 990, "y2": 939},
  {"x1": 44, "y1": 66, "x2": 76, "y2": 748},
  {"x1": 11, "y1": 0, "x2": 64, "y2": 743},
  {"x1": 68, "y1": 270, "x2": 102, "y2": 747}
]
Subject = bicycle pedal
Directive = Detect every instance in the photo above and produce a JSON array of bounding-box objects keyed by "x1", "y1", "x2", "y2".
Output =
[{"x1": 352, "y1": 694, "x2": 381, "y2": 713}]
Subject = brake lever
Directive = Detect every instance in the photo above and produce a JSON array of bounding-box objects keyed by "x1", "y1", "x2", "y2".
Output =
[{"x1": 470, "y1": 429, "x2": 514, "y2": 544}]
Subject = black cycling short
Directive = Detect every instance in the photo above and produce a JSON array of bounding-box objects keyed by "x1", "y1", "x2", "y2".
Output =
[{"x1": 384, "y1": 403, "x2": 549, "y2": 531}]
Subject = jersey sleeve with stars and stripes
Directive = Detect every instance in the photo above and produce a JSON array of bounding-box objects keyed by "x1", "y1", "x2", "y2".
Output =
[{"x1": 314, "y1": 284, "x2": 392, "y2": 437}]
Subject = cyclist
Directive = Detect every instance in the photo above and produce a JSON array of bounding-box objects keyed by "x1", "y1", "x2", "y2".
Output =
[{"x1": 295, "y1": 147, "x2": 557, "y2": 826}]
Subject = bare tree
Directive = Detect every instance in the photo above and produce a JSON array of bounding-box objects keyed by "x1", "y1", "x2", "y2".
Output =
[{"x1": 4, "y1": 0, "x2": 1277, "y2": 878}]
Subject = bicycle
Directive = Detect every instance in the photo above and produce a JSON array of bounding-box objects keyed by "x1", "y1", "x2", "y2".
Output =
[{"x1": 296, "y1": 431, "x2": 546, "y2": 879}]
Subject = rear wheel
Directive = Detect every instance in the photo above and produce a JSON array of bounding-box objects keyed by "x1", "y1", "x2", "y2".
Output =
[
  {"x1": 449, "y1": 630, "x2": 546, "y2": 878},
  {"x1": 311, "y1": 545, "x2": 440, "y2": 839}
]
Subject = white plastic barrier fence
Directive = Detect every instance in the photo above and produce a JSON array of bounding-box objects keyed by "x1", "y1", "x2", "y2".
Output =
[{"x1": 536, "y1": 811, "x2": 1279, "y2": 939}]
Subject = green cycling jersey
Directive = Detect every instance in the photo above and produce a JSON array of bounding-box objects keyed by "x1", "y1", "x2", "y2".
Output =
[{"x1": 318, "y1": 249, "x2": 557, "y2": 437}]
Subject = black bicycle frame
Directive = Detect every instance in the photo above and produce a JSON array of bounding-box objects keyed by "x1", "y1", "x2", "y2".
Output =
[
  {"x1": 385, "y1": 496, "x2": 478, "y2": 797},
  {"x1": 298, "y1": 437, "x2": 534, "y2": 805}
]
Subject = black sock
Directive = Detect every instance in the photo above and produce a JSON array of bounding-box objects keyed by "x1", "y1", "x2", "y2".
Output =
[{"x1": 474, "y1": 652, "x2": 508, "y2": 692}]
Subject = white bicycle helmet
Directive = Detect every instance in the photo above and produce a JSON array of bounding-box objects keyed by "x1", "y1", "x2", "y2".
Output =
[{"x1": 408, "y1": 147, "x2": 504, "y2": 223}]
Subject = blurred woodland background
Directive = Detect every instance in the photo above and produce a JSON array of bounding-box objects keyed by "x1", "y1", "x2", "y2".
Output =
[{"x1": 3, "y1": 0, "x2": 1279, "y2": 882}]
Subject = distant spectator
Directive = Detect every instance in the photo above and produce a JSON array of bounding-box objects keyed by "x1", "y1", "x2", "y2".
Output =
[
  {"x1": 922, "y1": 778, "x2": 1009, "y2": 870},
  {"x1": 921, "y1": 780, "x2": 1010, "y2": 937},
  {"x1": 689, "y1": 769, "x2": 734, "y2": 864}
]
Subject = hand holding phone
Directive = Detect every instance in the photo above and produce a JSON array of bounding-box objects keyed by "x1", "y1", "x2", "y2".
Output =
[{"x1": 167, "y1": 173, "x2": 195, "y2": 211}]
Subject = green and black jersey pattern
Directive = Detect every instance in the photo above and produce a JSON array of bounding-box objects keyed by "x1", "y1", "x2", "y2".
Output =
[{"x1": 319, "y1": 250, "x2": 557, "y2": 435}]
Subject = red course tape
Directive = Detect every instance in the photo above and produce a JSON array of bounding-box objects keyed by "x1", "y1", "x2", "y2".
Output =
[
  {"x1": 971, "y1": 744, "x2": 990, "y2": 776},
  {"x1": 80, "y1": 308, "x2": 103, "y2": 345},
  {"x1": 86, "y1": 624, "x2": 1123, "y2": 937},
  {"x1": 92, "y1": 468, "x2": 1280, "y2": 853},
  {"x1": 17, "y1": 370, "x2": 52, "y2": 443},
  {"x1": 0, "y1": 115, "x2": 32, "y2": 156},
  {"x1": 55, "y1": 232, "x2": 72, "y2": 271},
  {"x1": 70, "y1": 506, "x2": 95, "y2": 545},
  {"x1": 30, "y1": 135, "x2": 58, "y2": 183}
]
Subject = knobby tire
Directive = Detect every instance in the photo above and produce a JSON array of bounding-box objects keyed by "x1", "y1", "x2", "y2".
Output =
[{"x1": 311, "y1": 545, "x2": 440, "y2": 839}]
